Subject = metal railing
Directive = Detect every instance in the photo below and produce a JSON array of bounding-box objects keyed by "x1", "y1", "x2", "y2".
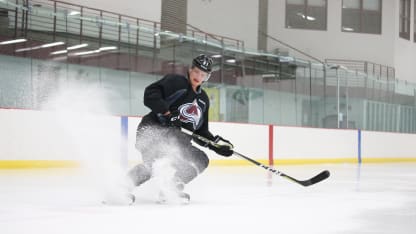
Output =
[
  {"x1": 325, "y1": 59, "x2": 395, "y2": 81},
  {"x1": 0, "y1": 0, "x2": 243, "y2": 72}
]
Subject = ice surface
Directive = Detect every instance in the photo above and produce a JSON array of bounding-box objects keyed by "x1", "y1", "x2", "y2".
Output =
[{"x1": 1, "y1": 163, "x2": 416, "y2": 234}]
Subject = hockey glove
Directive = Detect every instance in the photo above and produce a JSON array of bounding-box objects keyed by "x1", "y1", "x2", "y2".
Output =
[
  {"x1": 157, "y1": 111, "x2": 181, "y2": 128},
  {"x1": 208, "y1": 135, "x2": 234, "y2": 157}
]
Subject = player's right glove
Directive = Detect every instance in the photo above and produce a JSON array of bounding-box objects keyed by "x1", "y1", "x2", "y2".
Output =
[
  {"x1": 157, "y1": 111, "x2": 181, "y2": 128},
  {"x1": 208, "y1": 135, "x2": 234, "y2": 157}
]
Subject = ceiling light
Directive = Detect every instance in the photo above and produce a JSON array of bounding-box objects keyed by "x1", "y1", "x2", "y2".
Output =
[
  {"x1": 67, "y1": 43, "x2": 88, "y2": 50},
  {"x1": 15, "y1": 47, "x2": 33, "y2": 52},
  {"x1": 68, "y1": 11, "x2": 80, "y2": 16},
  {"x1": 73, "y1": 50, "x2": 97, "y2": 56},
  {"x1": 0, "y1": 38, "x2": 27, "y2": 45},
  {"x1": 211, "y1": 54, "x2": 222, "y2": 58},
  {"x1": 306, "y1": 16, "x2": 316, "y2": 21},
  {"x1": 15, "y1": 41, "x2": 64, "y2": 52},
  {"x1": 98, "y1": 46, "x2": 117, "y2": 51},
  {"x1": 70, "y1": 46, "x2": 117, "y2": 56},
  {"x1": 40, "y1": 41, "x2": 65, "y2": 48},
  {"x1": 50, "y1": 50, "x2": 68, "y2": 55},
  {"x1": 342, "y1": 27, "x2": 354, "y2": 31}
]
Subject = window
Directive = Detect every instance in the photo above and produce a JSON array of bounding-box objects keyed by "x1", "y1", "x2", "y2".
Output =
[
  {"x1": 400, "y1": 0, "x2": 411, "y2": 40},
  {"x1": 286, "y1": 0, "x2": 327, "y2": 30},
  {"x1": 342, "y1": 0, "x2": 382, "y2": 34},
  {"x1": 414, "y1": 0, "x2": 416, "y2": 42}
]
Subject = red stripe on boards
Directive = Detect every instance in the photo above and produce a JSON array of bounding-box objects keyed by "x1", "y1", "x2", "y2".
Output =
[{"x1": 269, "y1": 125, "x2": 274, "y2": 166}]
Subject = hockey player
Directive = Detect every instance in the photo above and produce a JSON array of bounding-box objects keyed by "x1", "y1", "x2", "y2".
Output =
[{"x1": 128, "y1": 54, "x2": 234, "y2": 203}]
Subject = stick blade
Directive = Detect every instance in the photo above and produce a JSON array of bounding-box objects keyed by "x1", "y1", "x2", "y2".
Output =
[
  {"x1": 281, "y1": 170, "x2": 330, "y2": 187},
  {"x1": 302, "y1": 170, "x2": 330, "y2": 186}
]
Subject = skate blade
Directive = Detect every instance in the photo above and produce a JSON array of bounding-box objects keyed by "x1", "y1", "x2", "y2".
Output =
[{"x1": 156, "y1": 193, "x2": 190, "y2": 205}]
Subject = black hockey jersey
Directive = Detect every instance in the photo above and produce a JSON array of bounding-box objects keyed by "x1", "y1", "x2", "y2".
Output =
[{"x1": 141, "y1": 73, "x2": 215, "y2": 141}]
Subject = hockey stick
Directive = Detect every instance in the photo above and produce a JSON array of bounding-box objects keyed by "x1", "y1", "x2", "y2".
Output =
[
  {"x1": 232, "y1": 151, "x2": 330, "y2": 186},
  {"x1": 182, "y1": 129, "x2": 330, "y2": 187}
]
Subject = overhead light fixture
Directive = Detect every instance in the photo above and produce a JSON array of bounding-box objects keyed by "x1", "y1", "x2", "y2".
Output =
[
  {"x1": 73, "y1": 50, "x2": 97, "y2": 56},
  {"x1": 0, "y1": 38, "x2": 27, "y2": 45},
  {"x1": 225, "y1": 59, "x2": 236, "y2": 63},
  {"x1": 98, "y1": 46, "x2": 117, "y2": 51},
  {"x1": 15, "y1": 41, "x2": 65, "y2": 52},
  {"x1": 306, "y1": 16, "x2": 315, "y2": 21},
  {"x1": 68, "y1": 11, "x2": 80, "y2": 16},
  {"x1": 71, "y1": 46, "x2": 117, "y2": 56},
  {"x1": 342, "y1": 27, "x2": 354, "y2": 31},
  {"x1": 15, "y1": 47, "x2": 32, "y2": 52},
  {"x1": 67, "y1": 43, "x2": 88, "y2": 50},
  {"x1": 50, "y1": 50, "x2": 68, "y2": 55},
  {"x1": 40, "y1": 41, "x2": 65, "y2": 48},
  {"x1": 211, "y1": 54, "x2": 222, "y2": 58}
]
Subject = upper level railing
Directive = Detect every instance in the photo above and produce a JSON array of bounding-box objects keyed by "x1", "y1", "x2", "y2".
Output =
[
  {"x1": 325, "y1": 59, "x2": 395, "y2": 81},
  {"x1": 0, "y1": 0, "x2": 243, "y2": 50}
]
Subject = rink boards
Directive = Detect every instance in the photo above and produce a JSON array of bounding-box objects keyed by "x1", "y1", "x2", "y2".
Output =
[{"x1": 1, "y1": 108, "x2": 416, "y2": 169}]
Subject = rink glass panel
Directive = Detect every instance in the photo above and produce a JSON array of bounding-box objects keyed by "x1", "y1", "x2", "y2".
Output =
[{"x1": 0, "y1": 54, "x2": 415, "y2": 133}]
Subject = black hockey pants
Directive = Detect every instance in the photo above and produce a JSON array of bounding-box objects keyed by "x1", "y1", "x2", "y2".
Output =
[{"x1": 128, "y1": 122, "x2": 209, "y2": 187}]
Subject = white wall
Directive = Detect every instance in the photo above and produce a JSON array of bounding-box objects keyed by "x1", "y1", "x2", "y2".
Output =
[
  {"x1": 64, "y1": 0, "x2": 161, "y2": 22},
  {"x1": 187, "y1": 0, "x2": 258, "y2": 49},
  {"x1": 267, "y1": 0, "x2": 416, "y2": 82},
  {"x1": 394, "y1": 39, "x2": 416, "y2": 82},
  {"x1": 268, "y1": 0, "x2": 396, "y2": 66},
  {"x1": 208, "y1": 122, "x2": 269, "y2": 160},
  {"x1": 362, "y1": 131, "x2": 416, "y2": 158},
  {"x1": 394, "y1": 0, "x2": 416, "y2": 81},
  {"x1": 274, "y1": 126, "x2": 357, "y2": 159},
  {"x1": 1, "y1": 109, "x2": 416, "y2": 166}
]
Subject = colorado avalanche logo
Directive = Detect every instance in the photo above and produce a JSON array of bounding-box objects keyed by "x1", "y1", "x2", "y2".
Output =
[{"x1": 178, "y1": 99, "x2": 203, "y2": 130}]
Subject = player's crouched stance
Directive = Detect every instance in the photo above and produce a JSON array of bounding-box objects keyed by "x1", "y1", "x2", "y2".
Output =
[{"x1": 127, "y1": 54, "x2": 233, "y2": 204}]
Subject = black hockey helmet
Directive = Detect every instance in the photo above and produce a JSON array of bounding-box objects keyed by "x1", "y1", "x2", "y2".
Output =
[{"x1": 192, "y1": 54, "x2": 213, "y2": 73}]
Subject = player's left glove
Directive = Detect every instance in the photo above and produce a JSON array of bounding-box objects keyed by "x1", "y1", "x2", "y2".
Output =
[{"x1": 208, "y1": 135, "x2": 234, "y2": 157}]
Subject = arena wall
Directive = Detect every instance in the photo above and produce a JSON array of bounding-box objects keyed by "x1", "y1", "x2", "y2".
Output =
[{"x1": 1, "y1": 109, "x2": 415, "y2": 169}]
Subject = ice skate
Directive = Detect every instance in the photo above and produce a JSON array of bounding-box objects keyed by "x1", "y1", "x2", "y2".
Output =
[
  {"x1": 102, "y1": 175, "x2": 136, "y2": 206},
  {"x1": 177, "y1": 191, "x2": 191, "y2": 204},
  {"x1": 127, "y1": 193, "x2": 136, "y2": 204},
  {"x1": 156, "y1": 181, "x2": 190, "y2": 204},
  {"x1": 157, "y1": 190, "x2": 190, "y2": 205}
]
